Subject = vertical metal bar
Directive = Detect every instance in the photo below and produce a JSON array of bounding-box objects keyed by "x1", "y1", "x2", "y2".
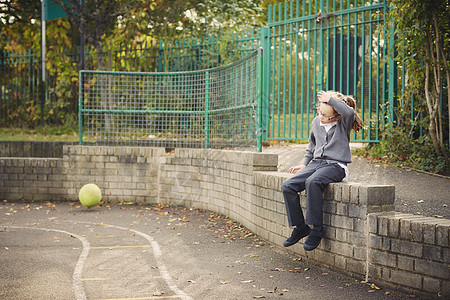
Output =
[
  {"x1": 318, "y1": 0, "x2": 325, "y2": 92},
  {"x1": 300, "y1": 18, "x2": 305, "y2": 138},
  {"x1": 306, "y1": 1, "x2": 312, "y2": 133},
  {"x1": 282, "y1": 2, "x2": 287, "y2": 138},
  {"x1": 388, "y1": 23, "x2": 397, "y2": 125},
  {"x1": 205, "y1": 70, "x2": 210, "y2": 148},
  {"x1": 277, "y1": 2, "x2": 282, "y2": 138},
  {"x1": 78, "y1": 71, "x2": 84, "y2": 144},
  {"x1": 360, "y1": 10, "x2": 366, "y2": 141},
  {"x1": 270, "y1": 4, "x2": 276, "y2": 139},
  {"x1": 294, "y1": 0, "x2": 300, "y2": 138},
  {"x1": 257, "y1": 48, "x2": 263, "y2": 152},
  {"x1": 261, "y1": 26, "x2": 270, "y2": 140},
  {"x1": 288, "y1": 0, "x2": 293, "y2": 138}
]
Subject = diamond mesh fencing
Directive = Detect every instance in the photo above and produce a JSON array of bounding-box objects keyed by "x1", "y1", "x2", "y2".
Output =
[{"x1": 79, "y1": 50, "x2": 263, "y2": 150}]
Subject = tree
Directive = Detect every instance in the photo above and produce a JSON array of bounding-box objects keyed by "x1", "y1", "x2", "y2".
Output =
[
  {"x1": 0, "y1": 0, "x2": 40, "y2": 49},
  {"x1": 53, "y1": 0, "x2": 140, "y2": 71},
  {"x1": 385, "y1": 0, "x2": 449, "y2": 159}
]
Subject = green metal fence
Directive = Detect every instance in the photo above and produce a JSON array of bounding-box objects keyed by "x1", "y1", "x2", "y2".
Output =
[
  {"x1": 79, "y1": 49, "x2": 263, "y2": 151},
  {"x1": 3, "y1": 0, "x2": 445, "y2": 147},
  {"x1": 0, "y1": 49, "x2": 42, "y2": 125},
  {"x1": 264, "y1": 0, "x2": 390, "y2": 142},
  {"x1": 158, "y1": 29, "x2": 262, "y2": 72}
]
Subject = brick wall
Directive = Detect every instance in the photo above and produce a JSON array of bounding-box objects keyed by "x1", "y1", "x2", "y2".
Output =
[{"x1": 1, "y1": 145, "x2": 448, "y2": 297}]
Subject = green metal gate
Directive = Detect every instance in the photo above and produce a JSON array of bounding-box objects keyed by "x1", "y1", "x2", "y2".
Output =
[{"x1": 263, "y1": 0, "x2": 392, "y2": 142}]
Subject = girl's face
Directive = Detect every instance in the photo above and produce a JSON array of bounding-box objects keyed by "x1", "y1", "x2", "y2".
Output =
[{"x1": 317, "y1": 102, "x2": 340, "y2": 123}]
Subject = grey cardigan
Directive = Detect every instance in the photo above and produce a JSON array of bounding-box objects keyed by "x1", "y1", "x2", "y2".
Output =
[{"x1": 303, "y1": 97, "x2": 355, "y2": 166}]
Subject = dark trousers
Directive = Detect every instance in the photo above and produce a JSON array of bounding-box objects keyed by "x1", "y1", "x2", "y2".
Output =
[{"x1": 281, "y1": 160, "x2": 345, "y2": 227}]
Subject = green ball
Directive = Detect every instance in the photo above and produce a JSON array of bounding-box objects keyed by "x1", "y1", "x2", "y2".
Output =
[{"x1": 79, "y1": 183, "x2": 102, "y2": 208}]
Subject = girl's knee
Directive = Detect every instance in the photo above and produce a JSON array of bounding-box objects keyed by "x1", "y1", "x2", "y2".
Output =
[
  {"x1": 281, "y1": 181, "x2": 290, "y2": 193},
  {"x1": 305, "y1": 177, "x2": 318, "y2": 187}
]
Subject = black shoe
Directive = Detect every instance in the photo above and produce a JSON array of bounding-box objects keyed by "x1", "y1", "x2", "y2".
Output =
[
  {"x1": 283, "y1": 225, "x2": 311, "y2": 247},
  {"x1": 303, "y1": 230, "x2": 322, "y2": 251}
]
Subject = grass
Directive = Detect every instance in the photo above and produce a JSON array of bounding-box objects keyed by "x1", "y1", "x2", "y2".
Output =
[{"x1": 0, "y1": 126, "x2": 79, "y2": 142}]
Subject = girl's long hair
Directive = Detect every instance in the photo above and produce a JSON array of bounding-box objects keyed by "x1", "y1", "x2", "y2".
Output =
[{"x1": 328, "y1": 91, "x2": 364, "y2": 132}]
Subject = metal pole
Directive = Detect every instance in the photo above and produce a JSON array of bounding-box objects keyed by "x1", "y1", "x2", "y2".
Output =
[
  {"x1": 257, "y1": 48, "x2": 264, "y2": 152},
  {"x1": 80, "y1": 0, "x2": 85, "y2": 71},
  {"x1": 40, "y1": 0, "x2": 46, "y2": 126},
  {"x1": 205, "y1": 71, "x2": 210, "y2": 149}
]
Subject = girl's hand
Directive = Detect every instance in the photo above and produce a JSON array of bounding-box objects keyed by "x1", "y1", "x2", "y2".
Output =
[
  {"x1": 317, "y1": 90, "x2": 331, "y2": 103},
  {"x1": 288, "y1": 164, "x2": 306, "y2": 173}
]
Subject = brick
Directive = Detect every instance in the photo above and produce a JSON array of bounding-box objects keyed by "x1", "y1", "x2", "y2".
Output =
[
  {"x1": 436, "y1": 225, "x2": 449, "y2": 247},
  {"x1": 353, "y1": 245, "x2": 366, "y2": 260},
  {"x1": 335, "y1": 255, "x2": 347, "y2": 269},
  {"x1": 423, "y1": 245, "x2": 442, "y2": 261},
  {"x1": 331, "y1": 214, "x2": 354, "y2": 230},
  {"x1": 378, "y1": 215, "x2": 389, "y2": 236},
  {"x1": 415, "y1": 259, "x2": 450, "y2": 279},
  {"x1": 368, "y1": 214, "x2": 378, "y2": 233},
  {"x1": 423, "y1": 277, "x2": 441, "y2": 295},
  {"x1": 334, "y1": 184, "x2": 343, "y2": 202},
  {"x1": 369, "y1": 234, "x2": 382, "y2": 249},
  {"x1": 388, "y1": 217, "x2": 400, "y2": 238},
  {"x1": 411, "y1": 220, "x2": 423, "y2": 242},
  {"x1": 349, "y1": 204, "x2": 366, "y2": 218},
  {"x1": 329, "y1": 240, "x2": 353, "y2": 257},
  {"x1": 346, "y1": 259, "x2": 366, "y2": 275},
  {"x1": 348, "y1": 231, "x2": 366, "y2": 247},
  {"x1": 397, "y1": 255, "x2": 414, "y2": 271},
  {"x1": 350, "y1": 183, "x2": 360, "y2": 204},
  {"x1": 391, "y1": 239, "x2": 422, "y2": 257},
  {"x1": 368, "y1": 264, "x2": 382, "y2": 279},
  {"x1": 369, "y1": 249, "x2": 396, "y2": 268},
  {"x1": 389, "y1": 269, "x2": 422, "y2": 290},
  {"x1": 336, "y1": 203, "x2": 349, "y2": 215},
  {"x1": 341, "y1": 183, "x2": 350, "y2": 203},
  {"x1": 359, "y1": 184, "x2": 394, "y2": 206}
]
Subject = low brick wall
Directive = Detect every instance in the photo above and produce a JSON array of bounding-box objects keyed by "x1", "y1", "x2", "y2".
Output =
[{"x1": 0, "y1": 145, "x2": 448, "y2": 297}]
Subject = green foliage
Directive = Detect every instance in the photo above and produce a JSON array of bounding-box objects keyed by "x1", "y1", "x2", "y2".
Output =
[
  {"x1": 356, "y1": 103, "x2": 449, "y2": 175},
  {"x1": 383, "y1": 0, "x2": 449, "y2": 157}
]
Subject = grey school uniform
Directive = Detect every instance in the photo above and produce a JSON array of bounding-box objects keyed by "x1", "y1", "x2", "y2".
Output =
[{"x1": 281, "y1": 97, "x2": 355, "y2": 228}]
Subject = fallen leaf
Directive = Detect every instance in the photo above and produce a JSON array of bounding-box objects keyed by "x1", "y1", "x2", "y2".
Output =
[
  {"x1": 370, "y1": 283, "x2": 380, "y2": 290},
  {"x1": 281, "y1": 289, "x2": 289, "y2": 292},
  {"x1": 220, "y1": 280, "x2": 229, "y2": 284},
  {"x1": 253, "y1": 296, "x2": 265, "y2": 299},
  {"x1": 271, "y1": 268, "x2": 285, "y2": 272}
]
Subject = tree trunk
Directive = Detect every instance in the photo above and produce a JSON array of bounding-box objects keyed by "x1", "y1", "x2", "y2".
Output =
[
  {"x1": 431, "y1": 11, "x2": 448, "y2": 158},
  {"x1": 95, "y1": 42, "x2": 113, "y2": 135},
  {"x1": 424, "y1": 62, "x2": 442, "y2": 156}
]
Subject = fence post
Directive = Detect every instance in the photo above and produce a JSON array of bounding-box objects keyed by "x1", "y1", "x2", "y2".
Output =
[
  {"x1": 78, "y1": 71, "x2": 84, "y2": 144},
  {"x1": 317, "y1": 0, "x2": 325, "y2": 92},
  {"x1": 205, "y1": 71, "x2": 210, "y2": 149},
  {"x1": 257, "y1": 48, "x2": 264, "y2": 153},
  {"x1": 260, "y1": 26, "x2": 270, "y2": 141},
  {"x1": 388, "y1": 24, "x2": 397, "y2": 125}
]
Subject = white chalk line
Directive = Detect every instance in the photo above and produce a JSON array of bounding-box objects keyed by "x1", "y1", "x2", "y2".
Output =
[
  {"x1": 68, "y1": 221, "x2": 192, "y2": 300},
  {"x1": 3, "y1": 225, "x2": 89, "y2": 300}
]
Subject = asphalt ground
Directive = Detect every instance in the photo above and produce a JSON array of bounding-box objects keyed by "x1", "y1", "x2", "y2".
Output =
[
  {"x1": 264, "y1": 143, "x2": 450, "y2": 219},
  {"x1": 1, "y1": 202, "x2": 417, "y2": 300}
]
